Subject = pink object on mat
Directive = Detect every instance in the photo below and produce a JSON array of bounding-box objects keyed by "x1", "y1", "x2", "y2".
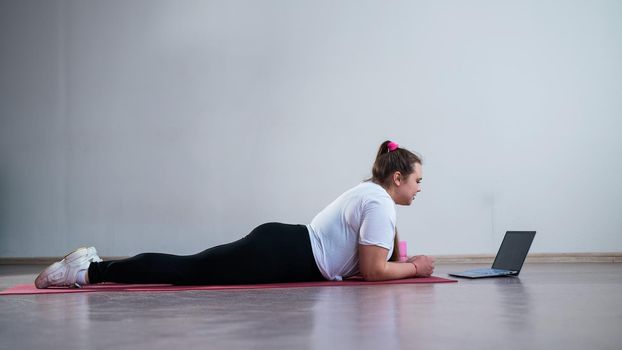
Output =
[
  {"x1": 399, "y1": 240, "x2": 408, "y2": 262},
  {"x1": 0, "y1": 276, "x2": 456, "y2": 296}
]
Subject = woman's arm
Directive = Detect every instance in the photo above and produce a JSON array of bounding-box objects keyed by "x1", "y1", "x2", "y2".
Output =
[
  {"x1": 358, "y1": 244, "x2": 417, "y2": 281},
  {"x1": 359, "y1": 244, "x2": 435, "y2": 281}
]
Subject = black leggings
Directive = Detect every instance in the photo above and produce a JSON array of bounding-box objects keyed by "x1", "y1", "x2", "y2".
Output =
[{"x1": 88, "y1": 222, "x2": 325, "y2": 285}]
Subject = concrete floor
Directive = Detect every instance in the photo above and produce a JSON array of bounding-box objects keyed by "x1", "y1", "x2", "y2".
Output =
[{"x1": 1, "y1": 263, "x2": 621, "y2": 350}]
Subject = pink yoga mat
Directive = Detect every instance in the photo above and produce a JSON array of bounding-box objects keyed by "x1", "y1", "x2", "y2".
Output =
[{"x1": 0, "y1": 276, "x2": 456, "y2": 296}]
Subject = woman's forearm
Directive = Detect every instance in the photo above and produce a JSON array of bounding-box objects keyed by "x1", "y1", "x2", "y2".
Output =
[{"x1": 364, "y1": 261, "x2": 417, "y2": 281}]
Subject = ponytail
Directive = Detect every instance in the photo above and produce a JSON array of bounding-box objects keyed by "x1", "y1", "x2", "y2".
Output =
[{"x1": 389, "y1": 227, "x2": 400, "y2": 262}]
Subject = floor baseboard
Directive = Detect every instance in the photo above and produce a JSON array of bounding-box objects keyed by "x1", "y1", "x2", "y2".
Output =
[
  {"x1": 0, "y1": 253, "x2": 621, "y2": 265},
  {"x1": 434, "y1": 252, "x2": 622, "y2": 264},
  {"x1": 0, "y1": 257, "x2": 128, "y2": 265}
]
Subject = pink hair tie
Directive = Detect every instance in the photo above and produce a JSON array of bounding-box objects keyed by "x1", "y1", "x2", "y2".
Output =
[{"x1": 387, "y1": 141, "x2": 399, "y2": 152}]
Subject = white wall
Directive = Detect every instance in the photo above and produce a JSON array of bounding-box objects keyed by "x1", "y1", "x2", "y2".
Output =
[{"x1": 1, "y1": 0, "x2": 621, "y2": 257}]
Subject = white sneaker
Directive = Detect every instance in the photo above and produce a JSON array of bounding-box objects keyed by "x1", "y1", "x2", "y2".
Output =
[{"x1": 34, "y1": 247, "x2": 103, "y2": 289}]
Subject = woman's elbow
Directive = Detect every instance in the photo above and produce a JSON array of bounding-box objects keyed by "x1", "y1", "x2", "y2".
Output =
[
  {"x1": 361, "y1": 267, "x2": 386, "y2": 281},
  {"x1": 362, "y1": 274, "x2": 382, "y2": 282}
]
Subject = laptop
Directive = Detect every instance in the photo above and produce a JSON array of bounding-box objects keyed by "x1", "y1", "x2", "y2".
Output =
[{"x1": 449, "y1": 231, "x2": 536, "y2": 279}]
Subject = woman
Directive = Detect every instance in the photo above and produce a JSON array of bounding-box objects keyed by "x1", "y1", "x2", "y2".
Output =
[{"x1": 35, "y1": 140, "x2": 435, "y2": 288}]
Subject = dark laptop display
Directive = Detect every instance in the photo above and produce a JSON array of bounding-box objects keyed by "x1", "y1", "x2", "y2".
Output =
[
  {"x1": 449, "y1": 231, "x2": 536, "y2": 279},
  {"x1": 492, "y1": 231, "x2": 536, "y2": 273}
]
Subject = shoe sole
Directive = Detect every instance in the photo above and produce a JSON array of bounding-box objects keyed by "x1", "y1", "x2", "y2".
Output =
[{"x1": 34, "y1": 247, "x2": 96, "y2": 289}]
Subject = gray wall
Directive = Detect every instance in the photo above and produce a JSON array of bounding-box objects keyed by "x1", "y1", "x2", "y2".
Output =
[{"x1": 1, "y1": 0, "x2": 621, "y2": 257}]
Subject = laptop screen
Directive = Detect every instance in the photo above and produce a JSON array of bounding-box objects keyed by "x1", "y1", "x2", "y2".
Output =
[{"x1": 492, "y1": 231, "x2": 536, "y2": 272}]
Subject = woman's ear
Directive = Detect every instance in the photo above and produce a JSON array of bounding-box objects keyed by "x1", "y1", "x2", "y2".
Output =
[{"x1": 393, "y1": 171, "x2": 402, "y2": 186}]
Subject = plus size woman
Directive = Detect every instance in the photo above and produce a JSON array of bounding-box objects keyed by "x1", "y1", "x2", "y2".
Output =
[{"x1": 35, "y1": 140, "x2": 435, "y2": 288}]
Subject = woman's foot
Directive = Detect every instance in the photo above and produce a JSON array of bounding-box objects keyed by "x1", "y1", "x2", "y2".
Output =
[{"x1": 34, "y1": 247, "x2": 103, "y2": 289}]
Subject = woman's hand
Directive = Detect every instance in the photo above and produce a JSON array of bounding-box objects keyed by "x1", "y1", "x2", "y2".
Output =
[{"x1": 407, "y1": 255, "x2": 435, "y2": 277}]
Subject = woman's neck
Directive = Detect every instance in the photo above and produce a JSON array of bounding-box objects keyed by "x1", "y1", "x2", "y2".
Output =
[{"x1": 371, "y1": 180, "x2": 396, "y2": 202}]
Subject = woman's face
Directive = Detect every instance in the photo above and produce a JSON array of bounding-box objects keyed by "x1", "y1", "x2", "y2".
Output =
[{"x1": 392, "y1": 163, "x2": 423, "y2": 206}]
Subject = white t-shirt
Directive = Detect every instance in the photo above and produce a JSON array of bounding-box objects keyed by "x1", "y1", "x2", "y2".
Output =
[{"x1": 306, "y1": 181, "x2": 397, "y2": 281}]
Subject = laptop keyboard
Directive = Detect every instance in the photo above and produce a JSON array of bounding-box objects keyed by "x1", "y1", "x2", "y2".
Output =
[{"x1": 464, "y1": 269, "x2": 514, "y2": 276}]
